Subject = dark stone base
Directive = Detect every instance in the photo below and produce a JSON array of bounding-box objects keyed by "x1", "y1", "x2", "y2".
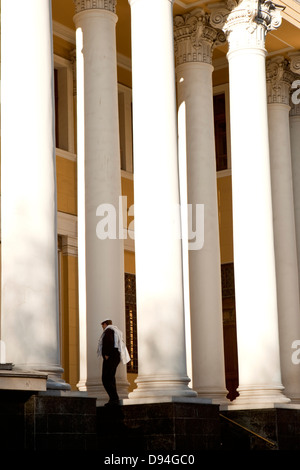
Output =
[
  {"x1": 220, "y1": 407, "x2": 300, "y2": 450},
  {"x1": 0, "y1": 391, "x2": 97, "y2": 450},
  {"x1": 0, "y1": 391, "x2": 300, "y2": 451},
  {"x1": 97, "y1": 402, "x2": 221, "y2": 452}
]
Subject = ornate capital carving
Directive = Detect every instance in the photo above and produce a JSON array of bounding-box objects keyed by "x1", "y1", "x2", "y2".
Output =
[
  {"x1": 174, "y1": 9, "x2": 226, "y2": 66},
  {"x1": 210, "y1": 4, "x2": 231, "y2": 30},
  {"x1": 289, "y1": 52, "x2": 300, "y2": 76},
  {"x1": 73, "y1": 0, "x2": 116, "y2": 14},
  {"x1": 211, "y1": 0, "x2": 284, "y2": 52},
  {"x1": 266, "y1": 56, "x2": 295, "y2": 105},
  {"x1": 62, "y1": 236, "x2": 78, "y2": 257}
]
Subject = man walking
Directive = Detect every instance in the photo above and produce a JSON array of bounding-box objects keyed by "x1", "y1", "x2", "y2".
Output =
[{"x1": 97, "y1": 319, "x2": 130, "y2": 406}]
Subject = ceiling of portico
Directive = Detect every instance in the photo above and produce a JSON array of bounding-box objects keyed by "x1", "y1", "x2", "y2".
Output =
[{"x1": 52, "y1": 0, "x2": 300, "y2": 68}]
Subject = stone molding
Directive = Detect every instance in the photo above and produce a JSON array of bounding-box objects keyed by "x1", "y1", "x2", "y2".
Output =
[
  {"x1": 57, "y1": 212, "x2": 78, "y2": 257},
  {"x1": 266, "y1": 56, "x2": 295, "y2": 105},
  {"x1": 174, "y1": 9, "x2": 226, "y2": 66},
  {"x1": 73, "y1": 0, "x2": 116, "y2": 14},
  {"x1": 61, "y1": 236, "x2": 78, "y2": 257},
  {"x1": 210, "y1": 0, "x2": 283, "y2": 51}
]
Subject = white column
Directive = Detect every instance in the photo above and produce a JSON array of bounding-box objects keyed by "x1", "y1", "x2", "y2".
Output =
[
  {"x1": 73, "y1": 0, "x2": 128, "y2": 400},
  {"x1": 290, "y1": 53, "x2": 300, "y2": 297},
  {"x1": 174, "y1": 10, "x2": 228, "y2": 403},
  {"x1": 216, "y1": 0, "x2": 289, "y2": 406},
  {"x1": 266, "y1": 57, "x2": 300, "y2": 402},
  {"x1": 290, "y1": 57, "x2": 300, "y2": 403},
  {"x1": 128, "y1": 0, "x2": 196, "y2": 400},
  {"x1": 1, "y1": 0, "x2": 69, "y2": 389},
  {"x1": 290, "y1": 104, "x2": 300, "y2": 279}
]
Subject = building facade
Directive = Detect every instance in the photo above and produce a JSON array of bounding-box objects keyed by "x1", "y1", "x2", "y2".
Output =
[{"x1": 1, "y1": 0, "x2": 300, "y2": 409}]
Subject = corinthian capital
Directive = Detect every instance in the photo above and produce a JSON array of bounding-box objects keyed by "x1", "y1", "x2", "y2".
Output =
[
  {"x1": 73, "y1": 0, "x2": 116, "y2": 14},
  {"x1": 212, "y1": 0, "x2": 284, "y2": 51},
  {"x1": 174, "y1": 9, "x2": 226, "y2": 66},
  {"x1": 266, "y1": 56, "x2": 295, "y2": 105},
  {"x1": 224, "y1": 0, "x2": 283, "y2": 32}
]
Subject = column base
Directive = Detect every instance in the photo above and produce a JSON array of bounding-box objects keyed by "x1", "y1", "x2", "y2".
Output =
[
  {"x1": 196, "y1": 387, "x2": 230, "y2": 405},
  {"x1": 46, "y1": 376, "x2": 71, "y2": 391},
  {"x1": 77, "y1": 379, "x2": 103, "y2": 397},
  {"x1": 128, "y1": 374, "x2": 197, "y2": 400},
  {"x1": 123, "y1": 396, "x2": 216, "y2": 406},
  {"x1": 42, "y1": 367, "x2": 71, "y2": 391},
  {"x1": 284, "y1": 393, "x2": 300, "y2": 404},
  {"x1": 77, "y1": 377, "x2": 129, "y2": 404},
  {"x1": 223, "y1": 385, "x2": 291, "y2": 410},
  {"x1": 289, "y1": 398, "x2": 300, "y2": 404}
]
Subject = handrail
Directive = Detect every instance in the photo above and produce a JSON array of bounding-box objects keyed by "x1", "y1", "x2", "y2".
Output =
[{"x1": 219, "y1": 413, "x2": 277, "y2": 448}]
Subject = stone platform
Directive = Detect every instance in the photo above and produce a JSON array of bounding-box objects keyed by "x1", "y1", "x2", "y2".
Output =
[
  {"x1": 0, "y1": 368, "x2": 47, "y2": 391},
  {"x1": 0, "y1": 391, "x2": 300, "y2": 450}
]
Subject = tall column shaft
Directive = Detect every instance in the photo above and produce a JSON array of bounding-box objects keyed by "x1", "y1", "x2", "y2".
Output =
[
  {"x1": 216, "y1": 0, "x2": 289, "y2": 405},
  {"x1": 128, "y1": 0, "x2": 196, "y2": 399},
  {"x1": 1, "y1": 0, "x2": 69, "y2": 389},
  {"x1": 74, "y1": 1, "x2": 128, "y2": 400},
  {"x1": 290, "y1": 57, "x2": 300, "y2": 403},
  {"x1": 174, "y1": 11, "x2": 228, "y2": 403},
  {"x1": 290, "y1": 102, "x2": 300, "y2": 291},
  {"x1": 266, "y1": 57, "x2": 300, "y2": 402},
  {"x1": 290, "y1": 53, "x2": 300, "y2": 297}
]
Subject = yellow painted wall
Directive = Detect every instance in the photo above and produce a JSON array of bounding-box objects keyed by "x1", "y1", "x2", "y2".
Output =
[
  {"x1": 121, "y1": 174, "x2": 136, "y2": 275},
  {"x1": 125, "y1": 251, "x2": 136, "y2": 275},
  {"x1": 121, "y1": 174, "x2": 134, "y2": 212},
  {"x1": 118, "y1": 66, "x2": 132, "y2": 90},
  {"x1": 213, "y1": 68, "x2": 229, "y2": 87},
  {"x1": 60, "y1": 251, "x2": 79, "y2": 389},
  {"x1": 56, "y1": 156, "x2": 77, "y2": 215},
  {"x1": 53, "y1": 36, "x2": 75, "y2": 61},
  {"x1": 217, "y1": 175, "x2": 234, "y2": 264}
]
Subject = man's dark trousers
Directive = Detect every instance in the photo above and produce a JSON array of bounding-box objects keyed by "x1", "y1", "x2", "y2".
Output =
[{"x1": 102, "y1": 348, "x2": 120, "y2": 403}]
